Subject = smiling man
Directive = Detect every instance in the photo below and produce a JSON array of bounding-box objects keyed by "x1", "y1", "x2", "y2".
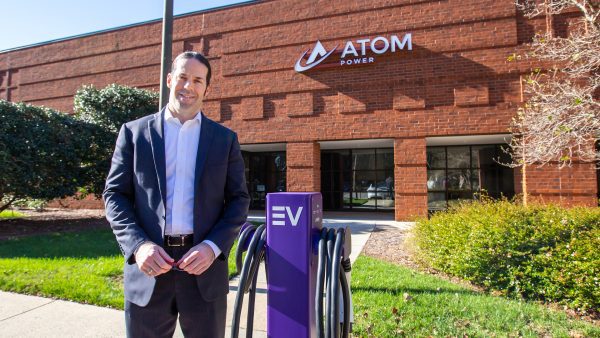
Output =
[{"x1": 104, "y1": 51, "x2": 250, "y2": 338}]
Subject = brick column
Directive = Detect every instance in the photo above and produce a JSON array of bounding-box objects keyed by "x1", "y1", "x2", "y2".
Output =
[
  {"x1": 394, "y1": 138, "x2": 428, "y2": 221},
  {"x1": 286, "y1": 142, "x2": 321, "y2": 192}
]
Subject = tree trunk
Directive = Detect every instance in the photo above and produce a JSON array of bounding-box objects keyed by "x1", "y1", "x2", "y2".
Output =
[
  {"x1": 522, "y1": 163, "x2": 528, "y2": 207},
  {"x1": 0, "y1": 196, "x2": 17, "y2": 214},
  {"x1": 522, "y1": 138, "x2": 528, "y2": 207}
]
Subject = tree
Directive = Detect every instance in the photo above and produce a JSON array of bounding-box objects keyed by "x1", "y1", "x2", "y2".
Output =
[
  {"x1": 0, "y1": 100, "x2": 95, "y2": 212},
  {"x1": 508, "y1": 0, "x2": 599, "y2": 205},
  {"x1": 73, "y1": 84, "x2": 159, "y2": 197}
]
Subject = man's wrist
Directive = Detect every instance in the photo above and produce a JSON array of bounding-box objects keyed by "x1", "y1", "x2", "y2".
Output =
[
  {"x1": 134, "y1": 241, "x2": 152, "y2": 256},
  {"x1": 201, "y1": 240, "x2": 221, "y2": 259}
]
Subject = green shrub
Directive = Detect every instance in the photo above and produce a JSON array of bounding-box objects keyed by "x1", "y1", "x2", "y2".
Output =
[
  {"x1": 0, "y1": 100, "x2": 97, "y2": 212},
  {"x1": 73, "y1": 84, "x2": 158, "y2": 196},
  {"x1": 413, "y1": 199, "x2": 600, "y2": 312}
]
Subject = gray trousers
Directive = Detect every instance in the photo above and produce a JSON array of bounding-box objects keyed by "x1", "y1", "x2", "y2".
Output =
[{"x1": 125, "y1": 245, "x2": 227, "y2": 338}]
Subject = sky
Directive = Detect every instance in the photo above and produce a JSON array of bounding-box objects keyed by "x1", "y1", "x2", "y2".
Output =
[{"x1": 0, "y1": 0, "x2": 249, "y2": 51}]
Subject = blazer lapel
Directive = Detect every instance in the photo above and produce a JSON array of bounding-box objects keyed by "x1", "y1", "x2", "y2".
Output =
[
  {"x1": 194, "y1": 113, "x2": 215, "y2": 191},
  {"x1": 148, "y1": 109, "x2": 167, "y2": 209},
  {"x1": 193, "y1": 113, "x2": 215, "y2": 232}
]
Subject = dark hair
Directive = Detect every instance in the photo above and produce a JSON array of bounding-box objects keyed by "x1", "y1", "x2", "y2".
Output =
[{"x1": 171, "y1": 51, "x2": 212, "y2": 87}]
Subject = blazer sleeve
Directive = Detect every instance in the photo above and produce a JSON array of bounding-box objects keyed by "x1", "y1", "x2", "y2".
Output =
[
  {"x1": 103, "y1": 124, "x2": 149, "y2": 263},
  {"x1": 205, "y1": 132, "x2": 250, "y2": 259}
]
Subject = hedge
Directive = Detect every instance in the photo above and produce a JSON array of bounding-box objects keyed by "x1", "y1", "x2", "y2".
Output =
[
  {"x1": 0, "y1": 100, "x2": 97, "y2": 212},
  {"x1": 73, "y1": 84, "x2": 158, "y2": 196},
  {"x1": 413, "y1": 199, "x2": 599, "y2": 313}
]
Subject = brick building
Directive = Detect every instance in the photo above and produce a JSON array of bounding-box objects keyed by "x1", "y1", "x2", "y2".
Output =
[{"x1": 0, "y1": 0, "x2": 597, "y2": 220}]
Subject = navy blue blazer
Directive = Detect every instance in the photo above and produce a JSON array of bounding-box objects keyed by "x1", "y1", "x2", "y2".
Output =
[{"x1": 103, "y1": 109, "x2": 250, "y2": 306}]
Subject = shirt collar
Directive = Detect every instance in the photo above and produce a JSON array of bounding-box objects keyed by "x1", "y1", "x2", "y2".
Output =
[{"x1": 164, "y1": 107, "x2": 203, "y2": 125}]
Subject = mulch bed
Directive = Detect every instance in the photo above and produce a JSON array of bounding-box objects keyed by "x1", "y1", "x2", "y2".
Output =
[{"x1": 0, "y1": 209, "x2": 108, "y2": 241}]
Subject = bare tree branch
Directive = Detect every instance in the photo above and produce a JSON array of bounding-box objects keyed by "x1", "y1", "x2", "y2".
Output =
[{"x1": 509, "y1": 0, "x2": 599, "y2": 169}]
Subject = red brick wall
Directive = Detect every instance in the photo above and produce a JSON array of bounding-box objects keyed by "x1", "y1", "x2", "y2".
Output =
[
  {"x1": 394, "y1": 138, "x2": 428, "y2": 220},
  {"x1": 514, "y1": 162, "x2": 598, "y2": 207},
  {"x1": 1, "y1": 0, "x2": 597, "y2": 217},
  {"x1": 287, "y1": 142, "x2": 321, "y2": 192}
]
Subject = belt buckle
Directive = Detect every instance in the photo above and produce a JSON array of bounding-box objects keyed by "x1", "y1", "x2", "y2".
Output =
[{"x1": 167, "y1": 235, "x2": 185, "y2": 247}]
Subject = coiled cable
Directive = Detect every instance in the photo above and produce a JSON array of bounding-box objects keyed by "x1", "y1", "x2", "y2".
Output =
[
  {"x1": 231, "y1": 224, "x2": 266, "y2": 338},
  {"x1": 231, "y1": 224, "x2": 352, "y2": 338}
]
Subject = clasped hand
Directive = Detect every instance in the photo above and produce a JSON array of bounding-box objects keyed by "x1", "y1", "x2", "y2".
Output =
[{"x1": 135, "y1": 242, "x2": 215, "y2": 277}]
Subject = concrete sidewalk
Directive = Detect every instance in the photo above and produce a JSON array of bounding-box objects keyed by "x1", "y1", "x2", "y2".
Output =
[{"x1": 0, "y1": 213, "x2": 411, "y2": 337}]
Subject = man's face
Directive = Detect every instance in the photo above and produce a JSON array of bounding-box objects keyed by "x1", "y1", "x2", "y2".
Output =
[{"x1": 166, "y1": 57, "x2": 209, "y2": 117}]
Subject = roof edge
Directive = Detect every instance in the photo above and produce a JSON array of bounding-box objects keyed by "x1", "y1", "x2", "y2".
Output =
[{"x1": 0, "y1": 0, "x2": 259, "y2": 54}]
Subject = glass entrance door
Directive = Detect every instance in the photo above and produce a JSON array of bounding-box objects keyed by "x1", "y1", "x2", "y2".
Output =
[
  {"x1": 243, "y1": 151, "x2": 286, "y2": 210},
  {"x1": 321, "y1": 148, "x2": 394, "y2": 211}
]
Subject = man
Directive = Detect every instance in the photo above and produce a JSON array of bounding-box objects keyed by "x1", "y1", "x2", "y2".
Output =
[{"x1": 104, "y1": 51, "x2": 250, "y2": 337}]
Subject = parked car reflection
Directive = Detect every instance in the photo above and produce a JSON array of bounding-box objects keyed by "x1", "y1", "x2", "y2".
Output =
[{"x1": 367, "y1": 183, "x2": 391, "y2": 199}]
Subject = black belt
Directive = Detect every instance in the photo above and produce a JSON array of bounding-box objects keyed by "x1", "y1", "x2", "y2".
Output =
[{"x1": 164, "y1": 234, "x2": 193, "y2": 247}]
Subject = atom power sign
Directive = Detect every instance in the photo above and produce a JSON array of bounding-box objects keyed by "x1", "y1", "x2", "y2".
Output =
[{"x1": 294, "y1": 33, "x2": 412, "y2": 72}]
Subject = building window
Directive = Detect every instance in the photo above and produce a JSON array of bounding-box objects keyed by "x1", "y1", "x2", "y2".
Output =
[
  {"x1": 427, "y1": 145, "x2": 514, "y2": 213},
  {"x1": 243, "y1": 151, "x2": 286, "y2": 210},
  {"x1": 321, "y1": 148, "x2": 394, "y2": 211}
]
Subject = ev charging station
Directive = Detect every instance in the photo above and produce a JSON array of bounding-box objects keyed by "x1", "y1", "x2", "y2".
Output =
[{"x1": 231, "y1": 192, "x2": 353, "y2": 338}]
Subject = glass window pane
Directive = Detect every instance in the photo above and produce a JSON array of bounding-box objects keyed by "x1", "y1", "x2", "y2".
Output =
[
  {"x1": 250, "y1": 155, "x2": 265, "y2": 174},
  {"x1": 322, "y1": 150, "x2": 351, "y2": 172},
  {"x1": 353, "y1": 171, "x2": 377, "y2": 192},
  {"x1": 471, "y1": 169, "x2": 480, "y2": 191},
  {"x1": 377, "y1": 171, "x2": 395, "y2": 209},
  {"x1": 427, "y1": 147, "x2": 445, "y2": 168},
  {"x1": 375, "y1": 172, "x2": 391, "y2": 188},
  {"x1": 500, "y1": 168, "x2": 515, "y2": 197},
  {"x1": 368, "y1": 172, "x2": 393, "y2": 200},
  {"x1": 497, "y1": 146, "x2": 512, "y2": 166},
  {"x1": 343, "y1": 169, "x2": 352, "y2": 190},
  {"x1": 381, "y1": 171, "x2": 394, "y2": 192},
  {"x1": 352, "y1": 149, "x2": 376, "y2": 171},
  {"x1": 242, "y1": 152, "x2": 249, "y2": 168},
  {"x1": 352, "y1": 191, "x2": 369, "y2": 201},
  {"x1": 428, "y1": 192, "x2": 446, "y2": 210},
  {"x1": 275, "y1": 174, "x2": 286, "y2": 192},
  {"x1": 427, "y1": 170, "x2": 446, "y2": 191},
  {"x1": 341, "y1": 150, "x2": 352, "y2": 171},
  {"x1": 353, "y1": 194, "x2": 376, "y2": 210},
  {"x1": 376, "y1": 149, "x2": 394, "y2": 170},
  {"x1": 323, "y1": 191, "x2": 332, "y2": 209},
  {"x1": 321, "y1": 171, "x2": 332, "y2": 191},
  {"x1": 273, "y1": 153, "x2": 286, "y2": 171},
  {"x1": 472, "y1": 145, "x2": 497, "y2": 168},
  {"x1": 447, "y1": 169, "x2": 471, "y2": 190},
  {"x1": 448, "y1": 191, "x2": 474, "y2": 208},
  {"x1": 447, "y1": 146, "x2": 470, "y2": 168},
  {"x1": 343, "y1": 192, "x2": 353, "y2": 210},
  {"x1": 334, "y1": 171, "x2": 346, "y2": 191},
  {"x1": 377, "y1": 196, "x2": 395, "y2": 210}
]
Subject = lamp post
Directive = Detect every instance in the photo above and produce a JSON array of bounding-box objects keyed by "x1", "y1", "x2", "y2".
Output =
[{"x1": 159, "y1": 0, "x2": 174, "y2": 110}]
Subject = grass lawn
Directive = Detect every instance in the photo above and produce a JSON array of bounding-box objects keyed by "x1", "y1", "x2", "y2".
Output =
[
  {"x1": 1, "y1": 229, "x2": 598, "y2": 336},
  {"x1": 0, "y1": 210, "x2": 25, "y2": 219},
  {"x1": 351, "y1": 256, "x2": 599, "y2": 337},
  {"x1": 0, "y1": 228, "x2": 238, "y2": 309}
]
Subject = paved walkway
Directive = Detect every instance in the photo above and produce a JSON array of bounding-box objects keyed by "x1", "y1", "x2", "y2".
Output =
[{"x1": 0, "y1": 212, "x2": 411, "y2": 337}]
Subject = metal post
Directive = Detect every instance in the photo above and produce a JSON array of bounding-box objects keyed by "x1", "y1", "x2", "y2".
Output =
[{"x1": 159, "y1": 0, "x2": 174, "y2": 110}]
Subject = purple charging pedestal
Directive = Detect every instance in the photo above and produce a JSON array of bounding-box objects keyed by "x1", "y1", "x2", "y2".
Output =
[{"x1": 266, "y1": 192, "x2": 323, "y2": 338}]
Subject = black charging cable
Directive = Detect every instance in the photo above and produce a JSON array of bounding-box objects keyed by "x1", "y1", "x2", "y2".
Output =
[
  {"x1": 231, "y1": 224, "x2": 266, "y2": 338},
  {"x1": 316, "y1": 227, "x2": 352, "y2": 338}
]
